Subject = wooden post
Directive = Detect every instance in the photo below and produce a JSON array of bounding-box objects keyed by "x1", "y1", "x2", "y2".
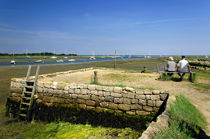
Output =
[
  {"x1": 156, "y1": 64, "x2": 159, "y2": 72},
  {"x1": 94, "y1": 71, "x2": 98, "y2": 84}
]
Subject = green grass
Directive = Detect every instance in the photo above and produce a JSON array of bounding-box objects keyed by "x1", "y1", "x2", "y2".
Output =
[
  {"x1": 20, "y1": 122, "x2": 141, "y2": 139},
  {"x1": 153, "y1": 94, "x2": 207, "y2": 139}
]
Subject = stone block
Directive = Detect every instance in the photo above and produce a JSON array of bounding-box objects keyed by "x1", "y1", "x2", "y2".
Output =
[
  {"x1": 153, "y1": 107, "x2": 159, "y2": 112},
  {"x1": 91, "y1": 95, "x2": 100, "y2": 101},
  {"x1": 104, "y1": 91, "x2": 111, "y2": 96},
  {"x1": 144, "y1": 89, "x2": 152, "y2": 95},
  {"x1": 131, "y1": 99, "x2": 138, "y2": 104},
  {"x1": 143, "y1": 106, "x2": 153, "y2": 112},
  {"x1": 136, "y1": 95, "x2": 146, "y2": 99},
  {"x1": 100, "y1": 102, "x2": 109, "y2": 108},
  {"x1": 108, "y1": 103, "x2": 118, "y2": 110},
  {"x1": 147, "y1": 100, "x2": 156, "y2": 107},
  {"x1": 123, "y1": 98, "x2": 131, "y2": 104},
  {"x1": 86, "y1": 100, "x2": 95, "y2": 106},
  {"x1": 86, "y1": 106, "x2": 95, "y2": 110},
  {"x1": 114, "y1": 98, "x2": 123, "y2": 104},
  {"x1": 88, "y1": 85, "x2": 96, "y2": 90},
  {"x1": 136, "y1": 90, "x2": 144, "y2": 95},
  {"x1": 125, "y1": 87, "x2": 135, "y2": 92},
  {"x1": 145, "y1": 95, "x2": 151, "y2": 100},
  {"x1": 95, "y1": 107, "x2": 104, "y2": 112},
  {"x1": 131, "y1": 104, "x2": 142, "y2": 110},
  {"x1": 57, "y1": 83, "x2": 66, "y2": 90},
  {"x1": 90, "y1": 90, "x2": 98, "y2": 95},
  {"x1": 111, "y1": 92, "x2": 122, "y2": 97},
  {"x1": 80, "y1": 89, "x2": 87, "y2": 95},
  {"x1": 139, "y1": 99, "x2": 147, "y2": 105},
  {"x1": 97, "y1": 91, "x2": 104, "y2": 96},
  {"x1": 104, "y1": 96, "x2": 113, "y2": 102},
  {"x1": 103, "y1": 86, "x2": 113, "y2": 92},
  {"x1": 152, "y1": 90, "x2": 160, "y2": 95},
  {"x1": 136, "y1": 110, "x2": 151, "y2": 115},
  {"x1": 69, "y1": 83, "x2": 77, "y2": 89},
  {"x1": 82, "y1": 95, "x2": 90, "y2": 100},
  {"x1": 77, "y1": 99, "x2": 86, "y2": 104},
  {"x1": 71, "y1": 94, "x2": 78, "y2": 99},
  {"x1": 126, "y1": 111, "x2": 136, "y2": 115},
  {"x1": 68, "y1": 88, "x2": 74, "y2": 94},
  {"x1": 96, "y1": 85, "x2": 103, "y2": 91},
  {"x1": 151, "y1": 95, "x2": 160, "y2": 100},
  {"x1": 156, "y1": 101, "x2": 163, "y2": 107},
  {"x1": 75, "y1": 89, "x2": 81, "y2": 94},
  {"x1": 118, "y1": 104, "x2": 131, "y2": 111},
  {"x1": 113, "y1": 87, "x2": 122, "y2": 93},
  {"x1": 79, "y1": 104, "x2": 86, "y2": 109},
  {"x1": 160, "y1": 93, "x2": 168, "y2": 101},
  {"x1": 123, "y1": 93, "x2": 135, "y2": 98}
]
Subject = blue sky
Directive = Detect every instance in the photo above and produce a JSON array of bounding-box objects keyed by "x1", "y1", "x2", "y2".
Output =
[{"x1": 0, "y1": 0, "x2": 210, "y2": 55}]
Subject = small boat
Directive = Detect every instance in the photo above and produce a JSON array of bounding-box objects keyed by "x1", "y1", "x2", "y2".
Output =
[
  {"x1": 63, "y1": 56, "x2": 68, "y2": 59},
  {"x1": 89, "y1": 56, "x2": 96, "y2": 60},
  {"x1": 34, "y1": 60, "x2": 44, "y2": 63},
  {"x1": 56, "y1": 59, "x2": 64, "y2": 62},
  {"x1": 68, "y1": 59, "x2": 75, "y2": 62},
  {"x1": 10, "y1": 60, "x2": 16, "y2": 64},
  {"x1": 51, "y1": 56, "x2": 57, "y2": 59}
]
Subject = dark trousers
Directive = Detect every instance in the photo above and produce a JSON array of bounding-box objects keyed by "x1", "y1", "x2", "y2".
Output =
[{"x1": 178, "y1": 73, "x2": 186, "y2": 79}]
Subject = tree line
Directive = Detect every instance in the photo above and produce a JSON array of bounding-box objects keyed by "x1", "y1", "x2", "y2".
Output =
[{"x1": 0, "y1": 52, "x2": 77, "y2": 56}]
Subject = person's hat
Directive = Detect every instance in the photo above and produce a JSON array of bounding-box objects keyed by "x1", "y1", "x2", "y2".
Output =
[{"x1": 169, "y1": 56, "x2": 174, "y2": 61}]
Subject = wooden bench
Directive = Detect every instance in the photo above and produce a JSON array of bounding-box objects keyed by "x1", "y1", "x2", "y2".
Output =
[{"x1": 159, "y1": 71, "x2": 196, "y2": 82}]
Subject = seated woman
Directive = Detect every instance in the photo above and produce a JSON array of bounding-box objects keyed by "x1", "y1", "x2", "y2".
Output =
[{"x1": 166, "y1": 56, "x2": 176, "y2": 76}]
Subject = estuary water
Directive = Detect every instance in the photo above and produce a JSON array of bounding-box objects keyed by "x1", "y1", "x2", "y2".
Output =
[{"x1": 0, "y1": 56, "x2": 154, "y2": 67}]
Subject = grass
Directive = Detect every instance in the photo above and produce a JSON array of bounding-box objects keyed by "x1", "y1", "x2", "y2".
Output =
[
  {"x1": 153, "y1": 94, "x2": 207, "y2": 139},
  {"x1": 21, "y1": 122, "x2": 141, "y2": 139}
]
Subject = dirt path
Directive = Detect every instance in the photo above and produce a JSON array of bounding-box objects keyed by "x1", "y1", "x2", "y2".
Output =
[{"x1": 39, "y1": 68, "x2": 210, "y2": 135}]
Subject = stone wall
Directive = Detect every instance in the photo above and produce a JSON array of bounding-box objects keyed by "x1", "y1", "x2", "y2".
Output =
[{"x1": 9, "y1": 78, "x2": 168, "y2": 116}]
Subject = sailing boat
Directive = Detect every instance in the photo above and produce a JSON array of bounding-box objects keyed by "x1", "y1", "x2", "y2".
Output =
[
  {"x1": 35, "y1": 52, "x2": 44, "y2": 63},
  {"x1": 10, "y1": 51, "x2": 16, "y2": 64},
  {"x1": 89, "y1": 51, "x2": 96, "y2": 60},
  {"x1": 68, "y1": 51, "x2": 76, "y2": 62},
  {"x1": 51, "y1": 49, "x2": 57, "y2": 59},
  {"x1": 26, "y1": 48, "x2": 30, "y2": 58}
]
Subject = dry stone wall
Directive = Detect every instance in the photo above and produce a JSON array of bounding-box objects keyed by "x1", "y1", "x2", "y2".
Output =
[{"x1": 9, "y1": 78, "x2": 168, "y2": 116}]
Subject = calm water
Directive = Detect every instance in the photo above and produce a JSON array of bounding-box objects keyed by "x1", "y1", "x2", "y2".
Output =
[{"x1": 0, "y1": 56, "x2": 153, "y2": 67}]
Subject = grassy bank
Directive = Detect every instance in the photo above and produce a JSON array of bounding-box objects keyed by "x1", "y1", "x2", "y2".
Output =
[{"x1": 153, "y1": 95, "x2": 207, "y2": 139}]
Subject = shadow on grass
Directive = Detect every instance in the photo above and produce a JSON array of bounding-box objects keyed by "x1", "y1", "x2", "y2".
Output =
[{"x1": 198, "y1": 129, "x2": 210, "y2": 139}]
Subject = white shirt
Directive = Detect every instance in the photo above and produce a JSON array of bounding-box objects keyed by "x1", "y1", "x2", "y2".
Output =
[{"x1": 177, "y1": 59, "x2": 189, "y2": 72}]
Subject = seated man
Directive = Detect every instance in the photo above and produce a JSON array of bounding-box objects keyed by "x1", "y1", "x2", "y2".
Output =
[
  {"x1": 166, "y1": 56, "x2": 176, "y2": 76},
  {"x1": 177, "y1": 56, "x2": 191, "y2": 80}
]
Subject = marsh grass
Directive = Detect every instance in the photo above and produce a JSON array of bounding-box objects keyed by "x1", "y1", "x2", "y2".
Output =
[{"x1": 153, "y1": 95, "x2": 207, "y2": 139}]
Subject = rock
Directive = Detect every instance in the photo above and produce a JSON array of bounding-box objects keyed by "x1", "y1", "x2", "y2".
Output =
[
  {"x1": 152, "y1": 90, "x2": 160, "y2": 95},
  {"x1": 114, "y1": 98, "x2": 123, "y2": 104},
  {"x1": 111, "y1": 92, "x2": 122, "y2": 97},
  {"x1": 86, "y1": 100, "x2": 95, "y2": 106},
  {"x1": 118, "y1": 104, "x2": 130, "y2": 111},
  {"x1": 79, "y1": 104, "x2": 86, "y2": 109},
  {"x1": 96, "y1": 85, "x2": 103, "y2": 91},
  {"x1": 131, "y1": 99, "x2": 138, "y2": 104},
  {"x1": 104, "y1": 96, "x2": 113, "y2": 102},
  {"x1": 136, "y1": 95, "x2": 146, "y2": 99},
  {"x1": 123, "y1": 93, "x2": 135, "y2": 98},
  {"x1": 126, "y1": 111, "x2": 136, "y2": 115},
  {"x1": 151, "y1": 95, "x2": 160, "y2": 100},
  {"x1": 147, "y1": 100, "x2": 156, "y2": 107},
  {"x1": 160, "y1": 93, "x2": 168, "y2": 101},
  {"x1": 97, "y1": 91, "x2": 104, "y2": 96},
  {"x1": 113, "y1": 87, "x2": 122, "y2": 93},
  {"x1": 144, "y1": 89, "x2": 152, "y2": 95},
  {"x1": 136, "y1": 110, "x2": 150, "y2": 115},
  {"x1": 108, "y1": 103, "x2": 118, "y2": 110},
  {"x1": 76, "y1": 99, "x2": 86, "y2": 104},
  {"x1": 91, "y1": 95, "x2": 100, "y2": 101},
  {"x1": 145, "y1": 95, "x2": 151, "y2": 100},
  {"x1": 80, "y1": 89, "x2": 87, "y2": 95},
  {"x1": 139, "y1": 99, "x2": 146, "y2": 105},
  {"x1": 136, "y1": 90, "x2": 144, "y2": 95},
  {"x1": 100, "y1": 102, "x2": 109, "y2": 108},
  {"x1": 125, "y1": 87, "x2": 135, "y2": 92},
  {"x1": 82, "y1": 95, "x2": 90, "y2": 100},
  {"x1": 90, "y1": 90, "x2": 97, "y2": 95},
  {"x1": 143, "y1": 106, "x2": 153, "y2": 112},
  {"x1": 75, "y1": 89, "x2": 80, "y2": 94},
  {"x1": 56, "y1": 83, "x2": 66, "y2": 90},
  {"x1": 131, "y1": 104, "x2": 142, "y2": 110},
  {"x1": 86, "y1": 106, "x2": 95, "y2": 110},
  {"x1": 156, "y1": 101, "x2": 163, "y2": 107},
  {"x1": 104, "y1": 91, "x2": 111, "y2": 96},
  {"x1": 123, "y1": 98, "x2": 131, "y2": 104},
  {"x1": 88, "y1": 85, "x2": 96, "y2": 90}
]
